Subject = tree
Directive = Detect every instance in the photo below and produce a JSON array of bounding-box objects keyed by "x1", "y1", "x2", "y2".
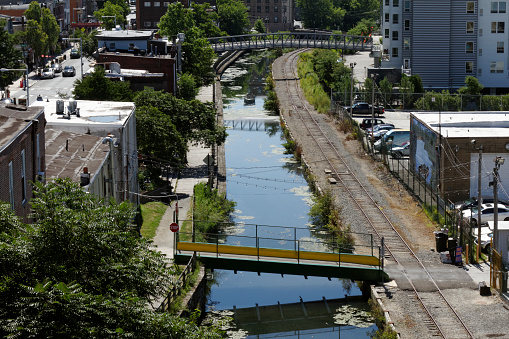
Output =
[
  {"x1": 73, "y1": 67, "x2": 134, "y2": 101},
  {"x1": 409, "y1": 74, "x2": 424, "y2": 94},
  {"x1": 217, "y1": 0, "x2": 249, "y2": 36},
  {"x1": 399, "y1": 74, "x2": 415, "y2": 108},
  {"x1": 177, "y1": 72, "x2": 199, "y2": 100},
  {"x1": 337, "y1": 0, "x2": 379, "y2": 31},
  {"x1": 24, "y1": 2, "x2": 60, "y2": 60},
  {"x1": 135, "y1": 89, "x2": 227, "y2": 166},
  {"x1": 458, "y1": 76, "x2": 484, "y2": 95},
  {"x1": 182, "y1": 27, "x2": 216, "y2": 87},
  {"x1": 0, "y1": 21, "x2": 24, "y2": 91},
  {"x1": 158, "y1": 2, "x2": 194, "y2": 37},
  {"x1": 379, "y1": 76, "x2": 393, "y2": 107},
  {"x1": 71, "y1": 29, "x2": 99, "y2": 59},
  {"x1": 254, "y1": 18, "x2": 266, "y2": 33},
  {"x1": 0, "y1": 180, "x2": 223, "y2": 338},
  {"x1": 296, "y1": 0, "x2": 333, "y2": 29},
  {"x1": 191, "y1": 3, "x2": 225, "y2": 37},
  {"x1": 94, "y1": 1, "x2": 126, "y2": 30}
]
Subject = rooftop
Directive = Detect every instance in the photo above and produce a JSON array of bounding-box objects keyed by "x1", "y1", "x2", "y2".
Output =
[
  {"x1": 45, "y1": 129, "x2": 109, "y2": 183},
  {"x1": 411, "y1": 111, "x2": 509, "y2": 138},
  {"x1": 0, "y1": 105, "x2": 44, "y2": 152},
  {"x1": 97, "y1": 30, "x2": 153, "y2": 40}
]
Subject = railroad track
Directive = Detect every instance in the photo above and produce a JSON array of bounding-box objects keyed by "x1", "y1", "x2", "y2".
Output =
[{"x1": 276, "y1": 48, "x2": 474, "y2": 339}]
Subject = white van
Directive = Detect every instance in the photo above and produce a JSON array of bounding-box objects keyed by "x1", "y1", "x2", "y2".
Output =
[{"x1": 374, "y1": 129, "x2": 410, "y2": 152}]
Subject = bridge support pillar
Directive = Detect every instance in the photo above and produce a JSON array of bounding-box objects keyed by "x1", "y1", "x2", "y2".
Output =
[{"x1": 362, "y1": 281, "x2": 375, "y2": 301}]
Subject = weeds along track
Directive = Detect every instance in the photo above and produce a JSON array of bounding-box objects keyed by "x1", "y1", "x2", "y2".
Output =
[{"x1": 276, "y1": 49, "x2": 474, "y2": 339}]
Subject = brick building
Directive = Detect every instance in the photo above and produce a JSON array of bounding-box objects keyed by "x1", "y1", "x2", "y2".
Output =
[
  {"x1": 136, "y1": 0, "x2": 190, "y2": 31},
  {"x1": 410, "y1": 111, "x2": 509, "y2": 203},
  {"x1": 0, "y1": 104, "x2": 45, "y2": 222},
  {"x1": 246, "y1": 0, "x2": 294, "y2": 32}
]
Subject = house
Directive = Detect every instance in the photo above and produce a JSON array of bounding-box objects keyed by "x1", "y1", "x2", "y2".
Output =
[
  {"x1": 0, "y1": 104, "x2": 45, "y2": 222},
  {"x1": 38, "y1": 99, "x2": 139, "y2": 205},
  {"x1": 410, "y1": 111, "x2": 509, "y2": 203},
  {"x1": 44, "y1": 129, "x2": 116, "y2": 203},
  {"x1": 381, "y1": 0, "x2": 508, "y2": 93},
  {"x1": 96, "y1": 30, "x2": 155, "y2": 53}
]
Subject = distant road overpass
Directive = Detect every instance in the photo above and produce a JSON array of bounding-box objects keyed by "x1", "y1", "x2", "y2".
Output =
[{"x1": 207, "y1": 32, "x2": 374, "y2": 53}]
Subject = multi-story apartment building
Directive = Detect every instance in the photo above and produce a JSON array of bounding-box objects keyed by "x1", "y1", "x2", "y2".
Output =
[
  {"x1": 245, "y1": 0, "x2": 294, "y2": 32},
  {"x1": 382, "y1": 0, "x2": 509, "y2": 94}
]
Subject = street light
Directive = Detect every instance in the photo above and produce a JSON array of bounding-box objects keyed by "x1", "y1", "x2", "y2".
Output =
[
  {"x1": 349, "y1": 62, "x2": 356, "y2": 117},
  {"x1": 102, "y1": 15, "x2": 117, "y2": 29},
  {"x1": 490, "y1": 156, "x2": 505, "y2": 251},
  {"x1": 62, "y1": 37, "x2": 83, "y2": 79},
  {"x1": 1, "y1": 66, "x2": 29, "y2": 106}
]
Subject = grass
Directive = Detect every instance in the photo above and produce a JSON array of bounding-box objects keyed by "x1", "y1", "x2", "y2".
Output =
[
  {"x1": 297, "y1": 52, "x2": 331, "y2": 114},
  {"x1": 140, "y1": 201, "x2": 168, "y2": 240}
]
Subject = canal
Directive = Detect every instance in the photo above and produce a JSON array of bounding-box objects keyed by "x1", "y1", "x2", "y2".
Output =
[{"x1": 203, "y1": 51, "x2": 377, "y2": 338}]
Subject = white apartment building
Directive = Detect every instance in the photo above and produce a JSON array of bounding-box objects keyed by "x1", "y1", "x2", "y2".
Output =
[{"x1": 382, "y1": 0, "x2": 509, "y2": 94}]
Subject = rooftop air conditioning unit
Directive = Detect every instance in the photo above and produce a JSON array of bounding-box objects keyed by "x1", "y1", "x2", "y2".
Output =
[{"x1": 56, "y1": 100, "x2": 64, "y2": 114}]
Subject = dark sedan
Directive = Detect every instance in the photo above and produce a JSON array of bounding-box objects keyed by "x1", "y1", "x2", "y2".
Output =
[{"x1": 62, "y1": 65, "x2": 76, "y2": 77}]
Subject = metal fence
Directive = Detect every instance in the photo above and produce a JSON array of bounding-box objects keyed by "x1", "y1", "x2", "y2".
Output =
[{"x1": 491, "y1": 249, "x2": 507, "y2": 294}]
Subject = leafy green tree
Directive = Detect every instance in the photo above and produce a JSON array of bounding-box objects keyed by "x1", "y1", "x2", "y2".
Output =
[
  {"x1": 409, "y1": 74, "x2": 424, "y2": 94},
  {"x1": 158, "y1": 2, "x2": 194, "y2": 37},
  {"x1": 296, "y1": 0, "x2": 333, "y2": 29},
  {"x1": 379, "y1": 77, "x2": 393, "y2": 107},
  {"x1": 347, "y1": 18, "x2": 375, "y2": 37},
  {"x1": 399, "y1": 74, "x2": 414, "y2": 108},
  {"x1": 106, "y1": 0, "x2": 130, "y2": 22},
  {"x1": 182, "y1": 27, "x2": 216, "y2": 86},
  {"x1": 337, "y1": 0, "x2": 379, "y2": 31},
  {"x1": 71, "y1": 28, "x2": 99, "y2": 59},
  {"x1": 73, "y1": 67, "x2": 134, "y2": 101},
  {"x1": 191, "y1": 3, "x2": 225, "y2": 37},
  {"x1": 135, "y1": 89, "x2": 227, "y2": 165},
  {"x1": 24, "y1": 2, "x2": 60, "y2": 59},
  {"x1": 0, "y1": 21, "x2": 24, "y2": 91},
  {"x1": 254, "y1": 18, "x2": 266, "y2": 33},
  {"x1": 0, "y1": 180, "x2": 223, "y2": 338},
  {"x1": 458, "y1": 76, "x2": 484, "y2": 95},
  {"x1": 217, "y1": 0, "x2": 249, "y2": 35},
  {"x1": 177, "y1": 72, "x2": 199, "y2": 100},
  {"x1": 94, "y1": 1, "x2": 126, "y2": 30}
]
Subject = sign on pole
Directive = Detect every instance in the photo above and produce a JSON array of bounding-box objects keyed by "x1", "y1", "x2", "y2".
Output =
[{"x1": 170, "y1": 222, "x2": 179, "y2": 232}]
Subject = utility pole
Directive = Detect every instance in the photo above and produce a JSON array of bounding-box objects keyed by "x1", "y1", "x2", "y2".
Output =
[
  {"x1": 349, "y1": 62, "x2": 356, "y2": 117},
  {"x1": 371, "y1": 74, "x2": 375, "y2": 154},
  {"x1": 477, "y1": 144, "x2": 482, "y2": 262},
  {"x1": 491, "y1": 156, "x2": 505, "y2": 251}
]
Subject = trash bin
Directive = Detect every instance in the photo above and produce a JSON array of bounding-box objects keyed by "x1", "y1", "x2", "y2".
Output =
[
  {"x1": 448, "y1": 238, "x2": 458, "y2": 264},
  {"x1": 435, "y1": 232, "x2": 448, "y2": 252}
]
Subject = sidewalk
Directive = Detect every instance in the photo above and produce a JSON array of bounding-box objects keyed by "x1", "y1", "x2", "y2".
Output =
[{"x1": 150, "y1": 85, "x2": 215, "y2": 262}]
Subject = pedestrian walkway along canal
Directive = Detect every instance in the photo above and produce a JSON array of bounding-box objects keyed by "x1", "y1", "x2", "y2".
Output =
[{"x1": 201, "y1": 51, "x2": 379, "y2": 338}]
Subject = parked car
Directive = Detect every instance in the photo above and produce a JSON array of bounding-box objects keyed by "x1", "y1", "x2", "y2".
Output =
[
  {"x1": 52, "y1": 63, "x2": 62, "y2": 73},
  {"x1": 343, "y1": 102, "x2": 385, "y2": 117},
  {"x1": 474, "y1": 228, "x2": 493, "y2": 252},
  {"x1": 367, "y1": 124, "x2": 396, "y2": 141},
  {"x1": 360, "y1": 118, "x2": 385, "y2": 130},
  {"x1": 374, "y1": 129, "x2": 410, "y2": 152},
  {"x1": 390, "y1": 142, "x2": 410, "y2": 159},
  {"x1": 462, "y1": 203, "x2": 509, "y2": 227},
  {"x1": 455, "y1": 197, "x2": 509, "y2": 211},
  {"x1": 366, "y1": 123, "x2": 395, "y2": 134},
  {"x1": 70, "y1": 49, "x2": 80, "y2": 59},
  {"x1": 62, "y1": 65, "x2": 76, "y2": 77},
  {"x1": 41, "y1": 67, "x2": 55, "y2": 79}
]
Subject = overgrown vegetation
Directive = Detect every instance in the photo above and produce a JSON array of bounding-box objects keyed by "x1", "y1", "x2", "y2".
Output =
[
  {"x1": 368, "y1": 298, "x2": 399, "y2": 339},
  {"x1": 140, "y1": 201, "x2": 168, "y2": 239},
  {"x1": 263, "y1": 71, "x2": 280, "y2": 114},
  {"x1": 193, "y1": 182, "x2": 236, "y2": 237}
]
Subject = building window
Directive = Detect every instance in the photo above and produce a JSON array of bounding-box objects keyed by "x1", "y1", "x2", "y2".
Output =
[
  {"x1": 385, "y1": 0, "x2": 389, "y2": 5},
  {"x1": 144, "y1": 1, "x2": 151, "y2": 6},
  {"x1": 385, "y1": 13, "x2": 389, "y2": 22},
  {"x1": 154, "y1": 1, "x2": 160, "y2": 6},
  {"x1": 9, "y1": 161, "x2": 14, "y2": 209},
  {"x1": 404, "y1": 0, "x2": 410, "y2": 11},
  {"x1": 404, "y1": 59, "x2": 410, "y2": 69},
  {"x1": 392, "y1": 31, "x2": 398, "y2": 40},
  {"x1": 163, "y1": 2, "x2": 169, "y2": 6},
  {"x1": 393, "y1": 0, "x2": 398, "y2": 7},
  {"x1": 404, "y1": 38, "x2": 410, "y2": 49},
  {"x1": 266, "y1": 0, "x2": 269, "y2": 2},
  {"x1": 274, "y1": 16, "x2": 278, "y2": 23},
  {"x1": 497, "y1": 41, "x2": 504, "y2": 53},
  {"x1": 129, "y1": 43, "x2": 134, "y2": 51},
  {"x1": 257, "y1": 0, "x2": 261, "y2": 2},
  {"x1": 479, "y1": 48, "x2": 483, "y2": 56},
  {"x1": 466, "y1": 61, "x2": 473, "y2": 73},
  {"x1": 490, "y1": 61, "x2": 504, "y2": 73},
  {"x1": 466, "y1": 21, "x2": 474, "y2": 33},
  {"x1": 265, "y1": 5, "x2": 269, "y2": 12},
  {"x1": 385, "y1": 29, "x2": 389, "y2": 38},
  {"x1": 404, "y1": 20, "x2": 410, "y2": 31},
  {"x1": 21, "y1": 149, "x2": 26, "y2": 203},
  {"x1": 257, "y1": 5, "x2": 261, "y2": 11},
  {"x1": 491, "y1": 1, "x2": 506, "y2": 13},
  {"x1": 109, "y1": 42, "x2": 116, "y2": 50},
  {"x1": 466, "y1": 1, "x2": 475, "y2": 13},
  {"x1": 144, "y1": 21, "x2": 151, "y2": 27},
  {"x1": 492, "y1": 22, "x2": 505, "y2": 33},
  {"x1": 466, "y1": 41, "x2": 474, "y2": 52},
  {"x1": 393, "y1": 14, "x2": 398, "y2": 24},
  {"x1": 274, "y1": 0, "x2": 278, "y2": 2},
  {"x1": 392, "y1": 47, "x2": 398, "y2": 57},
  {"x1": 274, "y1": 5, "x2": 278, "y2": 11}
]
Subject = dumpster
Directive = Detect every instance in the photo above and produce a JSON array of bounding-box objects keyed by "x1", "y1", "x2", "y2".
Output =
[
  {"x1": 435, "y1": 232, "x2": 448, "y2": 252},
  {"x1": 448, "y1": 238, "x2": 458, "y2": 264}
]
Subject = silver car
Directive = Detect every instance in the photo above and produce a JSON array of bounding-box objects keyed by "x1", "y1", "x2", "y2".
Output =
[
  {"x1": 390, "y1": 142, "x2": 410, "y2": 159},
  {"x1": 41, "y1": 67, "x2": 55, "y2": 79}
]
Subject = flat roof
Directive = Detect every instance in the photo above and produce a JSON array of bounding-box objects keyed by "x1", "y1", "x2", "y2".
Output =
[
  {"x1": 0, "y1": 105, "x2": 44, "y2": 152},
  {"x1": 35, "y1": 99, "x2": 134, "y2": 130},
  {"x1": 411, "y1": 111, "x2": 509, "y2": 138},
  {"x1": 45, "y1": 129, "x2": 109, "y2": 182},
  {"x1": 97, "y1": 30, "x2": 153, "y2": 40}
]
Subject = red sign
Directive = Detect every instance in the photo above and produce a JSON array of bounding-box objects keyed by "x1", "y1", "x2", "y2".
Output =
[{"x1": 170, "y1": 222, "x2": 179, "y2": 232}]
